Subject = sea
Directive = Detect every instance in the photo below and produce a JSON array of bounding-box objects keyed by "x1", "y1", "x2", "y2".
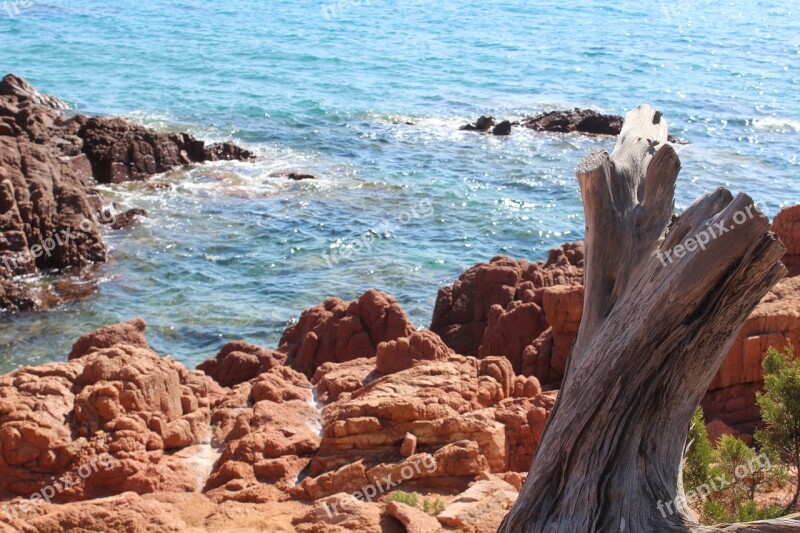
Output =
[{"x1": 1, "y1": 0, "x2": 798, "y2": 371}]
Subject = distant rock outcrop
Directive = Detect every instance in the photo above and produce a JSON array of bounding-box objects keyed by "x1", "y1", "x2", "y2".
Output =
[{"x1": 521, "y1": 108, "x2": 622, "y2": 135}]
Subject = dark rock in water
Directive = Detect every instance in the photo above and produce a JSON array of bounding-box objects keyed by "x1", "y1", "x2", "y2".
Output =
[
  {"x1": 110, "y1": 208, "x2": 148, "y2": 230},
  {"x1": 522, "y1": 108, "x2": 622, "y2": 136},
  {"x1": 492, "y1": 120, "x2": 512, "y2": 136},
  {"x1": 460, "y1": 115, "x2": 495, "y2": 132},
  {"x1": 77, "y1": 117, "x2": 255, "y2": 183},
  {"x1": 522, "y1": 108, "x2": 688, "y2": 144},
  {"x1": 270, "y1": 171, "x2": 317, "y2": 181},
  {"x1": 204, "y1": 141, "x2": 255, "y2": 162},
  {"x1": 0, "y1": 73, "x2": 256, "y2": 313}
]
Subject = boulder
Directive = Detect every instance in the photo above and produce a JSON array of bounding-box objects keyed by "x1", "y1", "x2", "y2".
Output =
[
  {"x1": 431, "y1": 242, "x2": 584, "y2": 360},
  {"x1": 386, "y1": 501, "x2": 442, "y2": 533},
  {"x1": 280, "y1": 289, "x2": 415, "y2": 377},
  {"x1": 292, "y1": 493, "x2": 382, "y2": 533},
  {"x1": 459, "y1": 116, "x2": 495, "y2": 132},
  {"x1": 773, "y1": 204, "x2": 800, "y2": 276},
  {"x1": 436, "y1": 473, "x2": 518, "y2": 532},
  {"x1": 375, "y1": 330, "x2": 454, "y2": 375},
  {"x1": 68, "y1": 318, "x2": 149, "y2": 360},
  {"x1": 492, "y1": 120, "x2": 512, "y2": 136},
  {"x1": 109, "y1": 207, "x2": 147, "y2": 230},
  {"x1": 197, "y1": 340, "x2": 287, "y2": 388}
]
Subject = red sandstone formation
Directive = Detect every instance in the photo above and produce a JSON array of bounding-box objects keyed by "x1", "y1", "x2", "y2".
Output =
[
  {"x1": 0, "y1": 307, "x2": 560, "y2": 530},
  {"x1": 279, "y1": 289, "x2": 415, "y2": 377},
  {"x1": 432, "y1": 205, "x2": 800, "y2": 436},
  {"x1": 375, "y1": 330, "x2": 455, "y2": 375},
  {"x1": 196, "y1": 340, "x2": 287, "y2": 388},
  {"x1": 702, "y1": 274, "x2": 800, "y2": 436},
  {"x1": 0, "y1": 323, "x2": 214, "y2": 506},
  {"x1": 430, "y1": 242, "x2": 584, "y2": 361},
  {"x1": 67, "y1": 317, "x2": 150, "y2": 360},
  {"x1": 774, "y1": 204, "x2": 800, "y2": 276}
]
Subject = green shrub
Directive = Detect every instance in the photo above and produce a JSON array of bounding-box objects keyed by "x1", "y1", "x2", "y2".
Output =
[
  {"x1": 684, "y1": 407, "x2": 717, "y2": 490},
  {"x1": 735, "y1": 500, "x2": 786, "y2": 522},
  {"x1": 755, "y1": 341, "x2": 800, "y2": 513},
  {"x1": 385, "y1": 491, "x2": 418, "y2": 507},
  {"x1": 423, "y1": 498, "x2": 445, "y2": 515}
]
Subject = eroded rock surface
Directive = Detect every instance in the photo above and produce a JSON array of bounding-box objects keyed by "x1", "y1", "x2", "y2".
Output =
[
  {"x1": 280, "y1": 289, "x2": 415, "y2": 378},
  {"x1": 430, "y1": 242, "x2": 584, "y2": 367},
  {"x1": 0, "y1": 320, "x2": 213, "y2": 503}
]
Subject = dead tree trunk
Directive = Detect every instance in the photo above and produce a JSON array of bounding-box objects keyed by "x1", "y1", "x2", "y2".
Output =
[{"x1": 499, "y1": 105, "x2": 798, "y2": 532}]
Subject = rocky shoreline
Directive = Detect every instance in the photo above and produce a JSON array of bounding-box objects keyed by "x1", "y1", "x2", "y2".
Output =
[
  {"x1": 0, "y1": 74, "x2": 255, "y2": 312},
  {"x1": 0, "y1": 206, "x2": 798, "y2": 530},
  {"x1": 1, "y1": 79, "x2": 799, "y2": 531}
]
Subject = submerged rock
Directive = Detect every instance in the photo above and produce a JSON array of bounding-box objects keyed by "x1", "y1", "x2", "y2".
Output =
[{"x1": 269, "y1": 171, "x2": 317, "y2": 181}]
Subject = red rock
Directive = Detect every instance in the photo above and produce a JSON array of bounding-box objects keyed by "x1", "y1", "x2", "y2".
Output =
[
  {"x1": 400, "y1": 433, "x2": 418, "y2": 457},
  {"x1": 435, "y1": 473, "x2": 519, "y2": 532},
  {"x1": 205, "y1": 364, "x2": 321, "y2": 503},
  {"x1": 386, "y1": 501, "x2": 442, "y2": 533},
  {"x1": 0, "y1": 74, "x2": 255, "y2": 313},
  {"x1": 0, "y1": 74, "x2": 68, "y2": 110},
  {"x1": 292, "y1": 493, "x2": 382, "y2": 533},
  {"x1": 774, "y1": 204, "x2": 800, "y2": 276},
  {"x1": 706, "y1": 419, "x2": 737, "y2": 446},
  {"x1": 703, "y1": 276, "x2": 800, "y2": 434},
  {"x1": 197, "y1": 340, "x2": 287, "y2": 388},
  {"x1": 376, "y1": 330, "x2": 454, "y2": 375},
  {"x1": 68, "y1": 318, "x2": 149, "y2": 360},
  {"x1": 313, "y1": 358, "x2": 377, "y2": 404},
  {"x1": 0, "y1": 320, "x2": 214, "y2": 502},
  {"x1": 280, "y1": 289, "x2": 415, "y2": 377},
  {"x1": 520, "y1": 285, "x2": 584, "y2": 387},
  {"x1": 431, "y1": 242, "x2": 583, "y2": 360},
  {"x1": 77, "y1": 115, "x2": 254, "y2": 184}
]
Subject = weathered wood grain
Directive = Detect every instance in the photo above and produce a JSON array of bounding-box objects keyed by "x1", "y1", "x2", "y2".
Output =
[{"x1": 498, "y1": 105, "x2": 794, "y2": 532}]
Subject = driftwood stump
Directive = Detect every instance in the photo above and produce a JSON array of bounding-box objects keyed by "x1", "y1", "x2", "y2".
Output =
[{"x1": 499, "y1": 106, "x2": 800, "y2": 532}]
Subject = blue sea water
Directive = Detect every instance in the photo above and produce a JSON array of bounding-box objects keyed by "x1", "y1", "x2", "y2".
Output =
[{"x1": 0, "y1": 0, "x2": 798, "y2": 371}]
